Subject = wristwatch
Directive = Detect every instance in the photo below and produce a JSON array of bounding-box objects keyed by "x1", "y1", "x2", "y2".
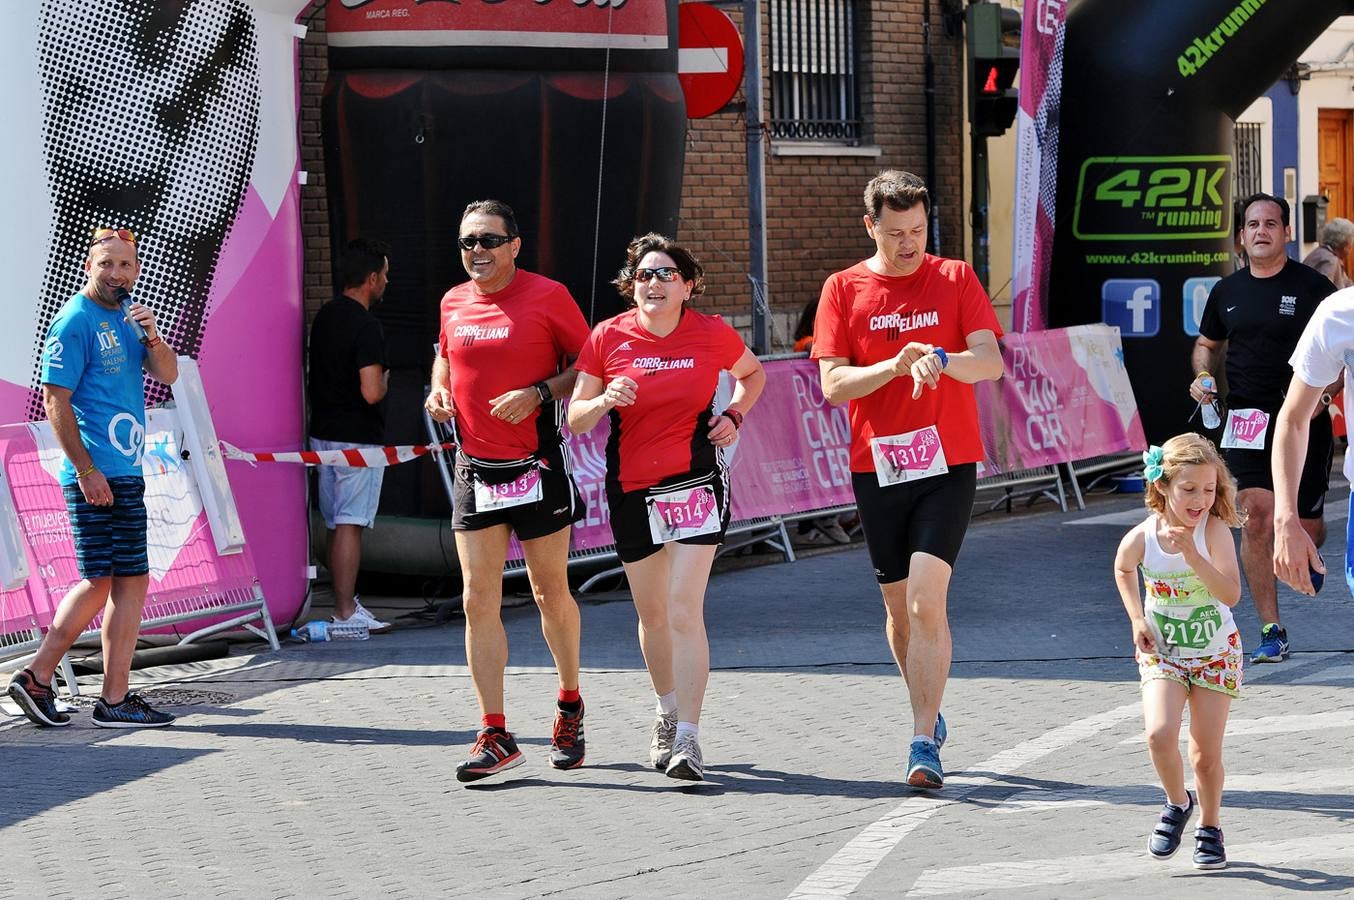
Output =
[{"x1": 534, "y1": 381, "x2": 553, "y2": 404}]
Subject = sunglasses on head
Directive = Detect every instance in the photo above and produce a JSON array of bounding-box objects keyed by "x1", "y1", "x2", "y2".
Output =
[
  {"x1": 458, "y1": 233, "x2": 515, "y2": 251},
  {"x1": 634, "y1": 266, "x2": 681, "y2": 283},
  {"x1": 90, "y1": 227, "x2": 136, "y2": 246}
]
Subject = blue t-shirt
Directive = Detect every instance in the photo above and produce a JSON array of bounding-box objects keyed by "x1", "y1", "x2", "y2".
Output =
[{"x1": 39, "y1": 293, "x2": 148, "y2": 484}]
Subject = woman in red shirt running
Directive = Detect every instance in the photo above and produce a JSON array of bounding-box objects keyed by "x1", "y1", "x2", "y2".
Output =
[{"x1": 569, "y1": 234, "x2": 765, "y2": 781}]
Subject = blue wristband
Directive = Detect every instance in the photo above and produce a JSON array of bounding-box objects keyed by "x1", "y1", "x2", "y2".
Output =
[{"x1": 933, "y1": 347, "x2": 949, "y2": 369}]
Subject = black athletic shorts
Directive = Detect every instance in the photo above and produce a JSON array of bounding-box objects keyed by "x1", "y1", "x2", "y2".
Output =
[
  {"x1": 851, "y1": 463, "x2": 977, "y2": 584},
  {"x1": 607, "y1": 468, "x2": 729, "y2": 564},
  {"x1": 1222, "y1": 410, "x2": 1332, "y2": 519},
  {"x1": 451, "y1": 443, "x2": 585, "y2": 540}
]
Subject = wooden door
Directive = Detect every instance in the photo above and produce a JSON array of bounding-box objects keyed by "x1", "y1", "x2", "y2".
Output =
[{"x1": 1318, "y1": 108, "x2": 1353, "y2": 219}]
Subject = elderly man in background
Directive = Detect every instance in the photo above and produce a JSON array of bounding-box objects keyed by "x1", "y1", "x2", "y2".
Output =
[{"x1": 1302, "y1": 217, "x2": 1354, "y2": 289}]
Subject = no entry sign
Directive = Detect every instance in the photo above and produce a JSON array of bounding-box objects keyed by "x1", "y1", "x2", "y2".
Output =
[{"x1": 678, "y1": 2, "x2": 744, "y2": 118}]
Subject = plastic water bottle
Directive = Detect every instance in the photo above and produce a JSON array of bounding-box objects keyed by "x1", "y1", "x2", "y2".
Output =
[
  {"x1": 1199, "y1": 376, "x2": 1221, "y2": 430},
  {"x1": 291, "y1": 620, "x2": 370, "y2": 642},
  {"x1": 291, "y1": 620, "x2": 329, "y2": 642},
  {"x1": 328, "y1": 620, "x2": 370, "y2": 641}
]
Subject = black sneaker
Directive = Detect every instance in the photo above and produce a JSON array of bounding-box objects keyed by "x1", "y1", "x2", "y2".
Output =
[
  {"x1": 549, "y1": 701, "x2": 586, "y2": 769},
  {"x1": 456, "y1": 728, "x2": 524, "y2": 783},
  {"x1": 1147, "y1": 791, "x2": 1195, "y2": 859},
  {"x1": 1193, "y1": 825, "x2": 1227, "y2": 870},
  {"x1": 6, "y1": 668, "x2": 71, "y2": 727},
  {"x1": 91, "y1": 692, "x2": 176, "y2": 729}
]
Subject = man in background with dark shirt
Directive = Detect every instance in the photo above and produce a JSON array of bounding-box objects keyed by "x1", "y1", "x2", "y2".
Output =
[
  {"x1": 1188, "y1": 194, "x2": 1337, "y2": 664},
  {"x1": 308, "y1": 238, "x2": 392, "y2": 633}
]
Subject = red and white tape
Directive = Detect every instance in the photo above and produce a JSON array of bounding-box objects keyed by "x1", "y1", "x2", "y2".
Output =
[{"x1": 220, "y1": 440, "x2": 455, "y2": 468}]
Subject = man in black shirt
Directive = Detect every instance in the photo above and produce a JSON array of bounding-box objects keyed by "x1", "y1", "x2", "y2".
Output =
[
  {"x1": 1189, "y1": 193, "x2": 1337, "y2": 664},
  {"x1": 308, "y1": 238, "x2": 392, "y2": 633}
]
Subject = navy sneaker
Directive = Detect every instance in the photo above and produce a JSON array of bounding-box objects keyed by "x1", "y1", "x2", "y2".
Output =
[
  {"x1": 934, "y1": 712, "x2": 947, "y2": 750},
  {"x1": 549, "y1": 701, "x2": 585, "y2": 770},
  {"x1": 907, "y1": 739, "x2": 943, "y2": 789},
  {"x1": 1193, "y1": 825, "x2": 1227, "y2": 870},
  {"x1": 6, "y1": 668, "x2": 71, "y2": 727},
  {"x1": 456, "y1": 728, "x2": 524, "y2": 783},
  {"x1": 91, "y1": 692, "x2": 175, "y2": 729},
  {"x1": 1250, "y1": 624, "x2": 1290, "y2": 663},
  {"x1": 1147, "y1": 791, "x2": 1195, "y2": 859}
]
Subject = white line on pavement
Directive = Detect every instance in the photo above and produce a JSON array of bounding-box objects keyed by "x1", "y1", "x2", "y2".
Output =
[
  {"x1": 786, "y1": 702, "x2": 1142, "y2": 898},
  {"x1": 786, "y1": 658, "x2": 1296, "y2": 898},
  {"x1": 1293, "y1": 664, "x2": 1354, "y2": 684},
  {"x1": 907, "y1": 832, "x2": 1354, "y2": 895},
  {"x1": 989, "y1": 768, "x2": 1354, "y2": 815},
  {"x1": 1117, "y1": 708, "x2": 1354, "y2": 743}
]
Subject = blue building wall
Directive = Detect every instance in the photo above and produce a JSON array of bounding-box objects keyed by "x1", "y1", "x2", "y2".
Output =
[{"x1": 1265, "y1": 83, "x2": 1301, "y2": 256}]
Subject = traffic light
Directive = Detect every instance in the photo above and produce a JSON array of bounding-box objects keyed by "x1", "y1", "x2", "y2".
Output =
[{"x1": 966, "y1": 2, "x2": 1020, "y2": 138}]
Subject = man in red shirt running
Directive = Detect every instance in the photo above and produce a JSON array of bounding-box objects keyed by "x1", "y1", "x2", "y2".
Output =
[
  {"x1": 425, "y1": 200, "x2": 592, "y2": 782},
  {"x1": 813, "y1": 171, "x2": 1003, "y2": 789}
]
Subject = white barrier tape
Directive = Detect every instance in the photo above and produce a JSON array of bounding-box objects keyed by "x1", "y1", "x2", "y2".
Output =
[{"x1": 220, "y1": 440, "x2": 455, "y2": 468}]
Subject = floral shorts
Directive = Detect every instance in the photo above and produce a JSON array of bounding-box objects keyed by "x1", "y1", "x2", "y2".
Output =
[{"x1": 1136, "y1": 631, "x2": 1243, "y2": 698}]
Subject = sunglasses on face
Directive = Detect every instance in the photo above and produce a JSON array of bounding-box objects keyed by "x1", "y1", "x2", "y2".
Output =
[
  {"x1": 634, "y1": 267, "x2": 681, "y2": 283},
  {"x1": 458, "y1": 234, "x2": 515, "y2": 251},
  {"x1": 90, "y1": 227, "x2": 136, "y2": 246}
]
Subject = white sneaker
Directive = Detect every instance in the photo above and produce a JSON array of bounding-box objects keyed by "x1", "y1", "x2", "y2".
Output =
[
  {"x1": 334, "y1": 598, "x2": 393, "y2": 634},
  {"x1": 649, "y1": 712, "x2": 677, "y2": 770},
  {"x1": 817, "y1": 519, "x2": 852, "y2": 544},
  {"x1": 665, "y1": 732, "x2": 704, "y2": 781}
]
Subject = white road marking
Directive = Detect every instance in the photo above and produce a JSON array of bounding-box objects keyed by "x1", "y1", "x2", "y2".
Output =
[
  {"x1": 678, "y1": 47, "x2": 729, "y2": 75},
  {"x1": 787, "y1": 658, "x2": 1294, "y2": 897},
  {"x1": 907, "y1": 833, "x2": 1354, "y2": 895},
  {"x1": 1293, "y1": 664, "x2": 1354, "y2": 684},
  {"x1": 1063, "y1": 508, "x2": 1147, "y2": 527},
  {"x1": 990, "y1": 769, "x2": 1354, "y2": 815},
  {"x1": 1118, "y1": 708, "x2": 1354, "y2": 743},
  {"x1": 786, "y1": 702, "x2": 1142, "y2": 898}
]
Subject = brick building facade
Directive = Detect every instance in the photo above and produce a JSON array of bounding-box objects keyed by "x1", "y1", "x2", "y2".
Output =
[{"x1": 296, "y1": 1, "x2": 968, "y2": 349}]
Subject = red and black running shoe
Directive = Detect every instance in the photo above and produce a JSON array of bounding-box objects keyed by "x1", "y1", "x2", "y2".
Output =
[
  {"x1": 456, "y1": 728, "x2": 525, "y2": 783},
  {"x1": 7, "y1": 668, "x2": 71, "y2": 727},
  {"x1": 549, "y1": 701, "x2": 586, "y2": 769}
]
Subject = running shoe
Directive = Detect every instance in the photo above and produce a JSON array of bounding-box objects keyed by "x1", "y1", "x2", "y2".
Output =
[
  {"x1": 906, "y1": 739, "x2": 944, "y2": 789},
  {"x1": 6, "y1": 668, "x2": 71, "y2": 727},
  {"x1": 665, "y1": 732, "x2": 704, "y2": 781},
  {"x1": 1147, "y1": 791, "x2": 1195, "y2": 859},
  {"x1": 934, "y1": 711, "x2": 947, "y2": 750},
  {"x1": 549, "y1": 701, "x2": 586, "y2": 769},
  {"x1": 334, "y1": 598, "x2": 393, "y2": 635},
  {"x1": 1192, "y1": 825, "x2": 1227, "y2": 870},
  {"x1": 649, "y1": 711, "x2": 677, "y2": 770},
  {"x1": 91, "y1": 693, "x2": 176, "y2": 728},
  {"x1": 456, "y1": 728, "x2": 524, "y2": 783},
  {"x1": 1250, "y1": 624, "x2": 1289, "y2": 663}
]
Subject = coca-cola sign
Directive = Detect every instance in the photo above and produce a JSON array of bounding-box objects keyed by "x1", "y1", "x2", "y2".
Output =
[{"x1": 329, "y1": 0, "x2": 668, "y2": 48}]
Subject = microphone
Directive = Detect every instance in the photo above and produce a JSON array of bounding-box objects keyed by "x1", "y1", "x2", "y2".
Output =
[{"x1": 114, "y1": 287, "x2": 150, "y2": 344}]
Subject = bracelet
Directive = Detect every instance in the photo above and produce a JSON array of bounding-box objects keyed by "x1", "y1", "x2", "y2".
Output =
[
  {"x1": 146, "y1": 335, "x2": 162, "y2": 349},
  {"x1": 721, "y1": 408, "x2": 744, "y2": 430},
  {"x1": 75, "y1": 463, "x2": 96, "y2": 479},
  {"x1": 933, "y1": 347, "x2": 949, "y2": 369}
]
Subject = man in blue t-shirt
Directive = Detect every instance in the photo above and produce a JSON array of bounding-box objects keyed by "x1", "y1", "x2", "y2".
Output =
[{"x1": 6, "y1": 228, "x2": 181, "y2": 729}]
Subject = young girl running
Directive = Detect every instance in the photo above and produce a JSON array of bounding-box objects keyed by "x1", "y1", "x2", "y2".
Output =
[{"x1": 1113, "y1": 435, "x2": 1244, "y2": 870}]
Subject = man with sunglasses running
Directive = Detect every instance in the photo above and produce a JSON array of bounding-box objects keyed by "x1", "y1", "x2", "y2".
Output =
[
  {"x1": 814, "y1": 171, "x2": 1003, "y2": 789},
  {"x1": 7, "y1": 228, "x2": 180, "y2": 728},
  {"x1": 425, "y1": 200, "x2": 592, "y2": 782}
]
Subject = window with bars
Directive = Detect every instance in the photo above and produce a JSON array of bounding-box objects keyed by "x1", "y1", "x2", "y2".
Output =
[
  {"x1": 1233, "y1": 122, "x2": 1263, "y2": 204},
  {"x1": 769, "y1": 0, "x2": 862, "y2": 143}
]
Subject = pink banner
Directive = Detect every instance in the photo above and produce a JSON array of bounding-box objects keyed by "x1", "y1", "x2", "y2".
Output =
[
  {"x1": 1010, "y1": 0, "x2": 1068, "y2": 332},
  {"x1": 0, "y1": 413, "x2": 262, "y2": 638},
  {"x1": 977, "y1": 325, "x2": 1146, "y2": 473}
]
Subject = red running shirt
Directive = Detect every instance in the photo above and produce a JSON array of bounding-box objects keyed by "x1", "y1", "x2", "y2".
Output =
[
  {"x1": 438, "y1": 270, "x2": 590, "y2": 459},
  {"x1": 812, "y1": 255, "x2": 1003, "y2": 472},
  {"x1": 576, "y1": 308, "x2": 748, "y2": 492}
]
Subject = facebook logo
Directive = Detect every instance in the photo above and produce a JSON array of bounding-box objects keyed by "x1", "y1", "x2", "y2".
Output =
[{"x1": 1102, "y1": 279, "x2": 1160, "y2": 338}]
